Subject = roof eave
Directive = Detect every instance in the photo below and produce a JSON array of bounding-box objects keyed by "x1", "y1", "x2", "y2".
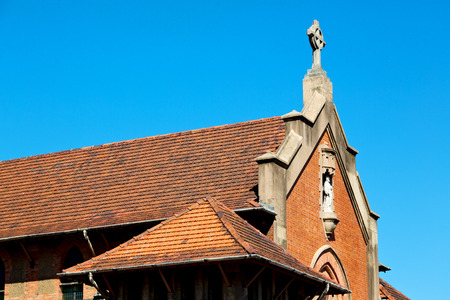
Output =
[
  {"x1": 0, "y1": 206, "x2": 276, "y2": 243},
  {"x1": 59, "y1": 254, "x2": 350, "y2": 294},
  {"x1": 0, "y1": 218, "x2": 167, "y2": 243}
]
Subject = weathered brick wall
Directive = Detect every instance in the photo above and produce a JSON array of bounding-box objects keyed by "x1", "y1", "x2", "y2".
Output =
[
  {"x1": 286, "y1": 131, "x2": 368, "y2": 299},
  {"x1": 2, "y1": 237, "x2": 97, "y2": 300},
  {"x1": 1, "y1": 225, "x2": 147, "y2": 299}
]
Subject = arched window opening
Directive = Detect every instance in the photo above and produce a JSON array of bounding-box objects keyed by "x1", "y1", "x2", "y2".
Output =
[
  {"x1": 0, "y1": 259, "x2": 5, "y2": 300},
  {"x1": 61, "y1": 246, "x2": 84, "y2": 300},
  {"x1": 320, "y1": 263, "x2": 337, "y2": 281},
  {"x1": 63, "y1": 246, "x2": 84, "y2": 270},
  {"x1": 319, "y1": 264, "x2": 342, "y2": 300},
  {"x1": 311, "y1": 246, "x2": 351, "y2": 300}
]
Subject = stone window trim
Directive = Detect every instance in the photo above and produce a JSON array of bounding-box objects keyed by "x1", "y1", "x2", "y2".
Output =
[{"x1": 310, "y1": 246, "x2": 351, "y2": 300}]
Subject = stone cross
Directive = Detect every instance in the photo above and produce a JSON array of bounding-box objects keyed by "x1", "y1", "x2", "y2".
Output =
[{"x1": 307, "y1": 20, "x2": 326, "y2": 69}]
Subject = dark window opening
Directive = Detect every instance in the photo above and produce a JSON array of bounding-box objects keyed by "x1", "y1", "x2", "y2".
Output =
[
  {"x1": 63, "y1": 247, "x2": 84, "y2": 270},
  {"x1": 61, "y1": 246, "x2": 84, "y2": 300}
]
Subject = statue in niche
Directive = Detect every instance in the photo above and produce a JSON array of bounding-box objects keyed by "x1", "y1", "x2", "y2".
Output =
[{"x1": 323, "y1": 174, "x2": 334, "y2": 213}]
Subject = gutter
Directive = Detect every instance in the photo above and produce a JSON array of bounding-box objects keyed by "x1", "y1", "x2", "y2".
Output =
[{"x1": 234, "y1": 206, "x2": 277, "y2": 216}]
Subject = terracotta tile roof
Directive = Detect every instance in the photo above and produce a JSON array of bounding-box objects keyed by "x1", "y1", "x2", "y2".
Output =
[
  {"x1": 62, "y1": 197, "x2": 348, "y2": 294},
  {"x1": 0, "y1": 117, "x2": 285, "y2": 240},
  {"x1": 380, "y1": 278, "x2": 410, "y2": 300}
]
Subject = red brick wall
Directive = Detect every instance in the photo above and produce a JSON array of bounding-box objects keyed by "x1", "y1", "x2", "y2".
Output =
[
  {"x1": 3, "y1": 237, "x2": 97, "y2": 300},
  {"x1": 2, "y1": 226, "x2": 147, "y2": 299},
  {"x1": 286, "y1": 131, "x2": 368, "y2": 299}
]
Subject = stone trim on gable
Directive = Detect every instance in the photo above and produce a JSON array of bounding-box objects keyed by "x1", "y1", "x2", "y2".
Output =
[
  {"x1": 310, "y1": 246, "x2": 351, "y2": 293},
  {"x1": 257, "y1": 85, "x2": 381, "y2": 299}
]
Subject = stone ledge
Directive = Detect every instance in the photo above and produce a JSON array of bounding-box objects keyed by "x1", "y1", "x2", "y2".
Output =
[
  {"x1": 255, "y1": 131, "x2": 302, "y2": 169},
  {"x1": 300, "y1": 91, "x2": 327, "y2": 125}
]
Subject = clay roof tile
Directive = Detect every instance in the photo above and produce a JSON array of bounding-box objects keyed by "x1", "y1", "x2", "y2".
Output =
[
  {"x1": 379, "y1": 278, "x2": 411, "y2": 300},
  {"x1": 61, "y1": 197, "x2": 348, "y2": 295},
  {"x1": 0, "y1": 117, "x2": 285, "y2": 240}
]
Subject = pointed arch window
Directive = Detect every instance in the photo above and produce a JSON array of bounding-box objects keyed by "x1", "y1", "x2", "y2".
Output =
[
  {"x1": 61, "y1": 246, "x2": 84, "y2": 300},
  {"x1": 311, "y1": 246, "x2": 351, "y2": 300}
]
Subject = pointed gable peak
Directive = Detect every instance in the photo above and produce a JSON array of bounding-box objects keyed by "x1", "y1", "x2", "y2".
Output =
[
  {"x1": 62, "y1": 196, "x2": 339, "y2": 291},
  {"x1": 62, "y1": 196, "x2": 263, "y2": 274}
]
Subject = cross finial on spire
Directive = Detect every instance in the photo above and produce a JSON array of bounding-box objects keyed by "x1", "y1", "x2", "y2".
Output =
[{"x1": 307, "y1": 20, "x2": 326, "y2": 69}]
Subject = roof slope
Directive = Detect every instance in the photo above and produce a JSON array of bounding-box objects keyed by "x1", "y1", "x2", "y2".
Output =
[
  {"x1": 0, "y1": 117, "x2": 285, "y2": 240},
  {"x1": 380, "y1": 278, "x2": 411, "y2": 300},
  {"x1": 62, "y1": 197, "x2": 347, "y2": 293}
]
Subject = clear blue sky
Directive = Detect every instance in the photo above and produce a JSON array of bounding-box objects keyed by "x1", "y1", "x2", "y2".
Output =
[{"x1": 1, "y1": 1, "x2": 448, "y2": 298}]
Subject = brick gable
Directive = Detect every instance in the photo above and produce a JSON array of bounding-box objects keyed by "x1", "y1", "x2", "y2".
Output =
[{"x1": 286, "y1": 130, "x2": 368, "y2": 299}]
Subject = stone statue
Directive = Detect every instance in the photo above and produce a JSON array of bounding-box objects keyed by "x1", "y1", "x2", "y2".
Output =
[
  {"x1": 323, "y1": 175, "x2": 334, "y2": 212},
  {"x1": 307, "y1": 20, "x2": 326, "y2": 69}
]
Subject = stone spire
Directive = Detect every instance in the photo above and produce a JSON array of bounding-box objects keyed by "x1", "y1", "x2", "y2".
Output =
[{"x1": 303, "y1": 20, "x2": 333, "y2": 106}]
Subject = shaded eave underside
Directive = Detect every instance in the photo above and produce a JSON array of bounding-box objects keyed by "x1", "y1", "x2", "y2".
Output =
[
  {"x1": 0, "y1": 206, "x2": 274, "y2": 243},
  {"x1": 59, "y1": 254, "x2": 350, "y2": 295}
]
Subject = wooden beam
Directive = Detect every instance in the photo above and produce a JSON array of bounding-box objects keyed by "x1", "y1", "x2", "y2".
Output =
[
  {"x1": 305, "y1": 284, "x2": 325, "y2": 300},
  {"x1": 275, "y1": 277, "x2": 295, "y2": 299},
  {"x1": 218, "y1": 264, "x2": 231, "y2": 287},
  {"x1": 19, "y1": 242, "x2": 34, "y2": 268},
  {"x1": 272, "y1": 269, "x2": 276, "y2": 297},
  {"x1": 102, "y1": 274, "x2": 116, "y2": 297},
  {"x1": 158, "y1": 269, "x2": 173, "y2": 294},
  {"x1": 245, "y1": 266, "x2": 266, "y2": 288},
  {"x1": 101, "y1": 232, "x2": 111, "y2": 250}
]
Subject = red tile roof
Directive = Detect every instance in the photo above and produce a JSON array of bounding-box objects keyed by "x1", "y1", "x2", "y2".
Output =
[
  {"x1": 0, "y1": 117, "x2": 285, "y2": 240},
  {"x1": 380, "y1": 278, "x2": 410, "y2": 300},
  {"x1": 62, "y1": 197, "x2": 349, "y2": 294}
]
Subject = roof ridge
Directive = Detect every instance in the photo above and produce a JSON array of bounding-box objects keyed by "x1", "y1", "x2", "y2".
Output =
[
  {"x1": 204, "y1": 198, "x2": 325, "y2": 278},
  {"x1": 63, "y1": 199, "x2": 207, "y2": 272},
  {"x1": 215, "y1": 198, "x2": 307, "y2": 262},
  {"x1": 206, "y1": 197, "x2": 256, "y2": 255},
  {"x1": 0, "y1": 116, "x2": 281, "y2": 164}
]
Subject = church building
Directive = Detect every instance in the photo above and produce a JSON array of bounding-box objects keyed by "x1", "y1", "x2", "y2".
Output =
[{"x1": 0, "y1": 21, "x2": 410, "y2": 299}]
